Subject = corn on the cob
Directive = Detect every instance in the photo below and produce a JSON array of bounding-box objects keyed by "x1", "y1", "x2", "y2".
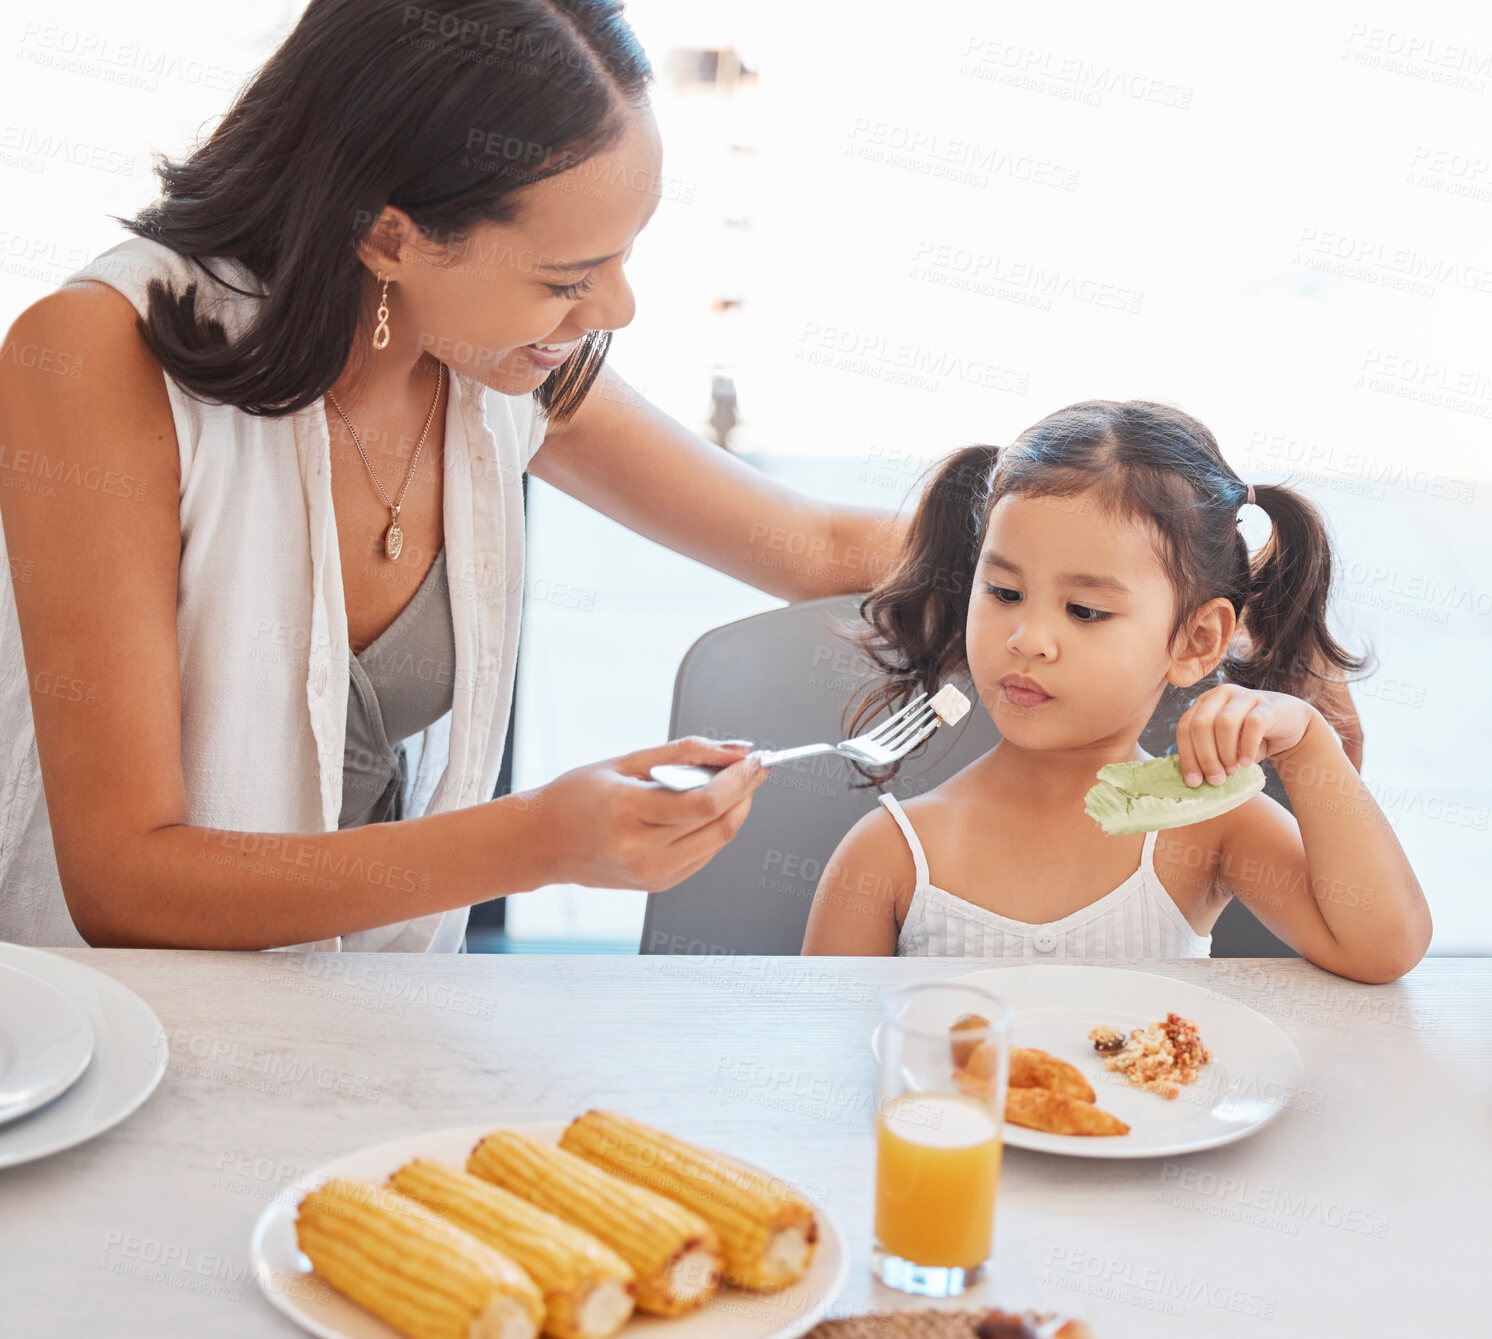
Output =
[
  {"x1": 467, "y1": 1130, "x2": 722, "y2": 1317},
  {"x1": 295, "y1": 1177, "x2": 544, "y2": 1339},
  {"x1": 389, "y1": 1159, "x2": 635, "y2": 1339},
  {"x1": 559, "y1": 1110, "x2": 818, "y2": 1291}
]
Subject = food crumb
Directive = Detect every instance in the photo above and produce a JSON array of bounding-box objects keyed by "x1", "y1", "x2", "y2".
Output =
[
  {"x1": 1087, "y1": 1023, "x2": 1126, "y2": 1054},
  {"x1": 1091, "y1": 1013, "x2": 1211, "y2": 1097}
]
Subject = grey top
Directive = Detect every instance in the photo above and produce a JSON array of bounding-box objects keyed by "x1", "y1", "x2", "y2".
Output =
[{"x1": 339, "y1": 547, "x2": 457, "y2": 828}]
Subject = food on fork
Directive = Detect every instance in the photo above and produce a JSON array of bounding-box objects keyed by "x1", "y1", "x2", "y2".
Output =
[
  {"x1": 558, "y1": 1110, "x2": 818, "y2": 1292},
  {"x1": 1008, "y1": 1047, "x2": 1096, "y2": 1103},
  {"x1": 949, "y1": 1012, "x2": 990, "y2": 1069},
  {"x1": 295, "y1": 1176, "x2": 544, "y2": 1339},
  {"x1": 1084, "y1": 753, "x2": 1265, "y2": 835},
  {"x1": 930, "y1": 683, "x2": 972, "y2": 725},
  {"x1": 1004, "y1": 1088, "x2": 1131, "y2": 1138},
  {"x1": 388, "y1": 1159, "x2": 636, "y2": 1339},
  {"x1": 468, "y1": 1130, "x2": 723, "y2": 1317},
  {"x1": 1090, "y1": 1013, "x2": 1212, "y2": 1099}
]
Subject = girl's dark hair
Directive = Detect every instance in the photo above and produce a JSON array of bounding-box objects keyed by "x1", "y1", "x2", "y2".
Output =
[
  {"x1": 116, "y1": 0, "x2": 653, "y2": 419},
  {"x1": 847, "y1": 399, "x2": 1371, "y2": 779}
]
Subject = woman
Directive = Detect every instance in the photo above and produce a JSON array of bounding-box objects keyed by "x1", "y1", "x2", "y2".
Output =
[{"x1": 0, "y1": 0, "x2": 905, "y2": 950}]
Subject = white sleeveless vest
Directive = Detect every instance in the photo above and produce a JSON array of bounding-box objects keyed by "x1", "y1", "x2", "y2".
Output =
[
  {"x1": 879, "y1": 793, "x2": 1213, "y2": 959},
  {"x1": 0, "y1": 236, "x2": 546, "y2": 951}
]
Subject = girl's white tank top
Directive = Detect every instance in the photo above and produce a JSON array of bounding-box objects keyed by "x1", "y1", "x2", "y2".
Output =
[{"x1": 877, "y1": 792, "x2": 1212, "y2": 959}]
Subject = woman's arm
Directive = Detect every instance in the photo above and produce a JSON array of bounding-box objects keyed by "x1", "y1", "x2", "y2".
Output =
[
  {"x1": 1178, "y1": 688, "x2": 1431, "y2": 983},
  {"x1": 528, "y1": 363, "x2": 908, "y2": 602},
  {"x1": 800, "y1": 807, "x2": 911, "y2": 955},
  {"x1": 0, "y1": 287, "x2": 767, "y2": 949}
]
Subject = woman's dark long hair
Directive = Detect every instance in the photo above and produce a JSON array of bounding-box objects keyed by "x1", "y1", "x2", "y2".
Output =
[
  {"x1": 117, "y1": 0, "x2": 653, "y2": 418},
  {"x1": 846, "y1": 400, "x2": 1372, "y2": 782}
]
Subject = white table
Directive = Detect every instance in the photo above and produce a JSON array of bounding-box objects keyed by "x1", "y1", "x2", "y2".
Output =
[{"x1": 0, "y1": 951, "x2": 1482, "y2": 1337}]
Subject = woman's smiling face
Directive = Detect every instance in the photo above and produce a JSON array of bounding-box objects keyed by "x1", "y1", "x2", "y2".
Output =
[
  {"x1": 964, "y1": 489, "x2": 1187, "y2": 749},
  {"x1": 388, "y1": 100, "x2": 664, "y2": 394}
]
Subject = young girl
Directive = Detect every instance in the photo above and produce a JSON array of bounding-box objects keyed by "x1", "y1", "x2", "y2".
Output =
[{"x1": 801, "y1": 400, "x2": 1431, "y2": 983}]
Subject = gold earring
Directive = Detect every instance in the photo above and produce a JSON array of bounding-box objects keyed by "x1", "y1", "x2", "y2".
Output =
[{"x1": 372, "y1": 273, "x2": 391, "y2": 350}]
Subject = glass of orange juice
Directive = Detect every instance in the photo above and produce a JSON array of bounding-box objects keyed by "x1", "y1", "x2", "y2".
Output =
[{"x1": 873, "y1": 981, "x2": 1011, "y2": 1297}]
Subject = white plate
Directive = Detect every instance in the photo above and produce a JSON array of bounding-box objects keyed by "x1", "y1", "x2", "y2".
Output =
[
  {"x1": 0, "y1": 961, "x2": 95, "y2": 1125},
  {"x1": 0, "y1": 943, "x2": 168, "y2": 1168},
  {"x1": 871, "y1": 964, "x2": 1304, "y2": 1159},
  {"x1": 252, "y1": 1121, "x2": 849, "y2": 1339}
]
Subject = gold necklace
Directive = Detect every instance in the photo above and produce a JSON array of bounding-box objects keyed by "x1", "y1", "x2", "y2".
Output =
[{"x1": 326, "y1": 361, "x2": 445, "y2": 561}]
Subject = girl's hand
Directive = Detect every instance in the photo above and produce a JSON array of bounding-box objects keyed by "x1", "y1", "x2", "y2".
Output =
[{"x1": 1174, "y1": 685, "x2": 1319, "y2": 788}]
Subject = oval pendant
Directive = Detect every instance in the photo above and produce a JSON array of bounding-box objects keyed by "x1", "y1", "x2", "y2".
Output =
[{"x1": 384, "y1": 522, "x2": 403, "y2": 560}]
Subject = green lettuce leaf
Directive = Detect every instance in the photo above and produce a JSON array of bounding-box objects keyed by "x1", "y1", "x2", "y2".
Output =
[{"x1": 1084, "y1": 754, "x2": 1265, "y2": 835}]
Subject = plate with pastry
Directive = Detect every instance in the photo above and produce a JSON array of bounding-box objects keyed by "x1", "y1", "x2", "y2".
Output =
[
  {"x1": 871, "y1": 964, "x2": 1303, "y2": 1159},
  {"x1": 250, "y1": 1110, "x2": 848, "y2": 1339}
]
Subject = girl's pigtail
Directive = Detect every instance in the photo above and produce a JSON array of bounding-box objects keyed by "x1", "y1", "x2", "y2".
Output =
[
  {"x1": 839, "y1": 444, "x2": 1001, "y2": 785},
  {"x1": 1224, "y1": 483, "x2": 1373, "y2": 733}
]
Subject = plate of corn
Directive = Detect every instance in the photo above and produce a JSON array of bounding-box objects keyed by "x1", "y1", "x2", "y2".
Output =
[{"x1": 251, "y1": 1110, "x2": 847, "y2": 1339}]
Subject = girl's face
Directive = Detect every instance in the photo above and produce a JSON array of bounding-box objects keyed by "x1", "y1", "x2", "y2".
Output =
[
  {"x1": 964, "y1": 490, "x2": 1194, "y2": 751},
  {"x1": 387, "y1": 101, "x2": 664, "y2": 394}
]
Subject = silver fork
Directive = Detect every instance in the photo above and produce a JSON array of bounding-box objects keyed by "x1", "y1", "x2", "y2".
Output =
[{"x1": 649, "y1": 690, "x2": 945, "y2": 791}]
